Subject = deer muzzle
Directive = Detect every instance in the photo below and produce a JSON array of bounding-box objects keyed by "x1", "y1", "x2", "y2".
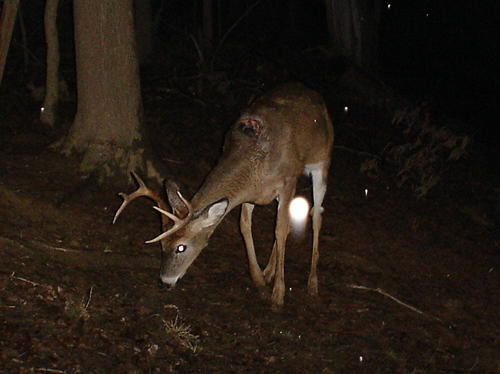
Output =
[{"x1": 158, "y1": 274, "x2": 180, "y2": 290}]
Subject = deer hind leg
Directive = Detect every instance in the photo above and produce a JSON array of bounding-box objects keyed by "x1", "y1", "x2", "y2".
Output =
[
  {"x1": 263, "y1": 240, "x2": 277, "y2": 284},
  {"x1": 308, "y1": 165, "x2": 328, "y2": 296},
  {"x1": 240, "y1": 203, "x2": 266, "y2": 289},
  {"x1": 270, "y1": 181, "x2": 296, "y2": 310}
]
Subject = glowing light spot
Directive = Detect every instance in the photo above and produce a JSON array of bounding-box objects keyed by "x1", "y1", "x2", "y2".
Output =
[
  {"x1": 359, "y1": 356, "x2": 364, "y2": 362},
  {"x1": 289, "y1": 197, "x2": 309, "y2": 221},
  {"x1": 344, "y1": 106, "x2": 349, "y2": 113},
  {"x1": 387, "y1": 3, "x2": 391, "y2": 10},
  {"x1": 40, "y1": 107, "x2": 45, "y2": 113},
  {"x1": 364, "y1": 188, "x2": 368, "y2": 197},
  {"x1": 289, "y1": 197, "x2": 309, "y2": 236}
]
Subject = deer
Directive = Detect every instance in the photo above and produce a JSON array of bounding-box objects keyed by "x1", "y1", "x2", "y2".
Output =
[{"x1": 113, "y1": 83, "x2": 334, "y2": 309}]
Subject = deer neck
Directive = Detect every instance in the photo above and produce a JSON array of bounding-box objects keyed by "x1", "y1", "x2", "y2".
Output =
[{"x1": 190, "y1": 159, "x2": 256, "y2": 215}]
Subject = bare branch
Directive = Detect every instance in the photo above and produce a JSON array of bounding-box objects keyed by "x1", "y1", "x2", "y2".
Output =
[
  {"x1": 348, "y1": 284, "x2": 443, "y2": 323},
  {"x1": 10, "y1": 272, "x2": 40, "y2": 287}
]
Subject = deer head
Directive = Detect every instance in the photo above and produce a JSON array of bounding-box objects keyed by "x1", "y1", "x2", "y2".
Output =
[
  {"x1": 113, "y1": 172, "x2": 228, "y2": 288},
  {"x1": 154, "y1": 182, "x2": 228, "y2": 288}
]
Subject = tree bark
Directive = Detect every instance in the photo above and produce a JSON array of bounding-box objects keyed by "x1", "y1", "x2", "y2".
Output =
[
  {"x1": 202, "y1": 0, "x2": 214, "y2": 51},
  {"x1": 41, "y1": 0, "x2": 60, "y2": 127},
  {"x1": 0, "y1": 0, "x2": 20, "y2": 85},
  {"x1": 63, "y1": 0, "x2": 159, "y2": 184},
  {"x1": 326, "y1": 0, "x2": 357, "y2": 59},
  {"x1": 325, "y1": 0, "x2": 381, "y2": 70}
]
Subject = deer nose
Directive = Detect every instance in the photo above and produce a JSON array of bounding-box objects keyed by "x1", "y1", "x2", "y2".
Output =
[
  {"x1": 158, "y1": 274, "x2": 178, "y2": 290},
  {"x1": 157, "y1": 278, "x2": 166, "y2": 289}
]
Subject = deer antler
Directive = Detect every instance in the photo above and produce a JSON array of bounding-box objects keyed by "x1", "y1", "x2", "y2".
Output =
[
  {"x1": 113, "y1": 171, "x2": 193, "y2": 243},
  {"x1": 146, "y1": 191, "x2": 193, "y2": 243},
  {"x1": 113, "y1": 171, "x2": 166, "y2": 224}
]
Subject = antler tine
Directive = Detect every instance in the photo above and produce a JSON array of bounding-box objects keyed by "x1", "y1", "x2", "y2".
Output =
[
  {"x1": 145, "y1": 228, "x2": 177, "y2": 244},
  {"x1": 146, "y1": 190, "x2": 193, "y2": 243},
  {"x1": 175, "y1": 190, "x2": 193, "y2": 220},
  {"x1": 145, "y1": 206, "x2": 183, "y2": 243},
  {"x1": 113, "y1": 171, "x2": 163, "y2": 224},
  {"x1": 151, "y1": 205, "x2": 181, "y2": 225}
]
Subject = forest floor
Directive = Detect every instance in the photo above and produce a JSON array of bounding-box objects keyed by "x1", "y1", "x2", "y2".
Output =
[{"x1": 0, "y1": 88, "x2": 498, "y2": 374}]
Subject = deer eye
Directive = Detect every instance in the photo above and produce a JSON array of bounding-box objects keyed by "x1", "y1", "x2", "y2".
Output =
[{"x1": 175, "y1": 244, "x2": 187, "y2": 253}]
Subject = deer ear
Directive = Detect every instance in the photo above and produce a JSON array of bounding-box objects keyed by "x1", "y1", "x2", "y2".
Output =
[
  {"x1": 196, "y1": 199, "x2": 228, "y2": 228},
  {"x1": 165, "y1": 180, "x2": 189, "y2": 217}
]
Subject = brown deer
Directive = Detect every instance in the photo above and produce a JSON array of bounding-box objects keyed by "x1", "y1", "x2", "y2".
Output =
[{"x1": 113, "y1": 83, "x2": 334, "y2": 309}]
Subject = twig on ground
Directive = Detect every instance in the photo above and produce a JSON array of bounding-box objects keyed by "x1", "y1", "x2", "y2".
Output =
[
  {"x1": 34, "y1": 368, "x2": 66, "y2": 373},
  {"x1": 163, "y1": 157, "x2": 184, "y2": 165},
  {"x1": 348, "y1": 284, "x2": 443, "y2": 323},
  {"x1": 84, "y1": 286, "x2": 93, "y2": 310},
  {"x1": 31, "y1": 239, "x2": 82, "y2": 253},
  {"x1": 0, "y1": 236, "x2": 78, "y2": 254},
  {"x1": 52, "y1": 246, "x2": 79, "y2": 253},
  {"x1": 10, "y1": 272, "x2": 40, "y2": 286}
]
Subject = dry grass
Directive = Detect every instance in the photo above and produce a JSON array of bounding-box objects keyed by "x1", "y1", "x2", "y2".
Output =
[{"x1": 163, "y1": 315, "x2": 201, "y2": 353}]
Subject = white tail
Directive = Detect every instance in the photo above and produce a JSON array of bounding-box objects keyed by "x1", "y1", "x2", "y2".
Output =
[{"x1": 114, "y1": 83, "x2": 334, "y2": 309}]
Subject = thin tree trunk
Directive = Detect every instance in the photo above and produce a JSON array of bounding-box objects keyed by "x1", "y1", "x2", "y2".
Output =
[
  {"x1": 0, "y1": 0, "x2": 20, "y2": 85},
  {"x1": 17, "y1": 4, "x2": 29, "y2": 72},
  {"x1": 202, "y1": 0, "x2": 214, "y2": 51},
  {"x1": 324, "y1": 0, "x2": 334, "y2": 50},
  {"x1": 41, "y1": 0, "x2": 60, "y2": 127}
]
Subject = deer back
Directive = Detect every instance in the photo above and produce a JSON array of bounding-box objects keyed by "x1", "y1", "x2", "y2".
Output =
[{"x1": 191, "y1": 83, "x2": 334, "y2": 210}]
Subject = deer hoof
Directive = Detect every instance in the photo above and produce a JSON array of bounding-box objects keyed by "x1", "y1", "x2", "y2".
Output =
[
  {"x1": 271, "y1": 302, "x2": 284, "y2": 313},
  {"x1": 307, "y1": 276, "x2": 319, "y2": 296}
]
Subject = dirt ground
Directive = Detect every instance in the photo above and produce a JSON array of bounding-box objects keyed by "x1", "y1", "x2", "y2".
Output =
[{"x1": 0, "y1": 90, "x2": 498, "y2": 374}]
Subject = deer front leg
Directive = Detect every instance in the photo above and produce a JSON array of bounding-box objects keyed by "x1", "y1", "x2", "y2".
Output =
[
  {"x1": 264, "y1": 219, "x2": 292, "y2": 284},
  {"x1": 270, "y1": 183, "x2": 295, "y2": 310},
  {"x1": 240, "y1": 203, "x2": 267, "y2": 290}
]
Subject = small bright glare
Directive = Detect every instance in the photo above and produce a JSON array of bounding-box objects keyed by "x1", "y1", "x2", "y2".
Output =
[
  {"x1": 344, "y1": 106, "x2": 349, "y2": 113},
  {"x1": 289, "y1": 197, "x2": 309, "y2": 221},
  {"x1": 289, "y1": 197, "x2": 309, "y2": 236}
]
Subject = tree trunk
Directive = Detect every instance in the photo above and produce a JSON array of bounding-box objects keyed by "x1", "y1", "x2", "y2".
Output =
[
  {"x1": 63, "y1": 0, "x2": 159, "y2": 184},
  {"x1": 325, "y1": 0, "x2": 381, "y2": 70},
  {"x1": 0, "y1": 0, "x2": 20, "y2": 85},
  {"x1": 326, "y1": 0, "x2": 358, "y2": 59},
  {"x1": 202, "y1": 0, "x2": 214, "y2": 51},
  {"x1": 40, "y1": 0, "x2": 60, "y2": 127}
]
